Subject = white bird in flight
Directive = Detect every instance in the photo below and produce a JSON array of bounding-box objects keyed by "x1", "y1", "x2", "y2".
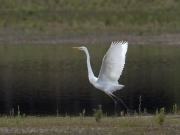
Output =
[{"x1": 72, "y1": 41, "x2": 131, "y2": 114}]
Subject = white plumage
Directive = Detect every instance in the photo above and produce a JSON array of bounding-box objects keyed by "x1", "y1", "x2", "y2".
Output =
[
  {"x1": 72, "y1": 41, "x2": 131, "y2": 113},
  {"x1": 98, "y1": 41, "x2": 128, "y2": 85}
]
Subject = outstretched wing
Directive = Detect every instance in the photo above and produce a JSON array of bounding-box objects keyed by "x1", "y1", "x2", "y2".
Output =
[{"x1": 97, "y1": 41, "x2": 128, "y2": 83}]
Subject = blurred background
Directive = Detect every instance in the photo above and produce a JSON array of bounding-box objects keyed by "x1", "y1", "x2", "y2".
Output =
[
  {"x1": 0, "y1": 0, "x2": 180, "y2": 116},
  {"x1": 1, "y1": 0, "x2": 180, "y2": 45}
]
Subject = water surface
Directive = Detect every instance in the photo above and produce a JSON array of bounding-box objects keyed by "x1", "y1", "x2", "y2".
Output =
[{"x1": 0, "y1": 45, "x2": 179, "y2": 116}]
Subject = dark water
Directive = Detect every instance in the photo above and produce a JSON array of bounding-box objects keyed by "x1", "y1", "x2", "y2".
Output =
[{"x1": 0, "y1": 45, "x2": 180, "y2": 116}]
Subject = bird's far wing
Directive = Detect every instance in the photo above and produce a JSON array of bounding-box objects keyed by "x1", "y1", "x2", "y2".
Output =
[{"x1": 97, "y1": 41, "x2": 128, "y2": 83}]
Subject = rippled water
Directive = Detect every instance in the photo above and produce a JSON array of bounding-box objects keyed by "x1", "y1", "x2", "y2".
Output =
[{"x1": 0, "y1": 45, "x2": 180, "y2": 116}]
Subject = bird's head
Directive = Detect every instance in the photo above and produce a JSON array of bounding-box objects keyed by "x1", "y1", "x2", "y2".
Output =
[{"x1": 72, "y1": 46, "x2": 87, "y2": 51}]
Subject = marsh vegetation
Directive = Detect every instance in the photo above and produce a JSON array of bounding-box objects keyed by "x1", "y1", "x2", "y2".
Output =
[
  {"x1": 0, "y1": 104, "x2": 180, "y2": 134},
  {"x1": 1, "y1": 0, "x2": 180, "y2": 35}
]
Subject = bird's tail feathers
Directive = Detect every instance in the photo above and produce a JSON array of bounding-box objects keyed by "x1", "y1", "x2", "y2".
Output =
[
  {"x1": 115, "y1": 84, "x2": 124, "y2": 90},
  {"x1": 109, "y1": 84, "x2": 124, "y2": 93}
]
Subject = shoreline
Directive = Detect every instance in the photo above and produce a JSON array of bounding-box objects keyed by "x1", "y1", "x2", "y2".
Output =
[{"x1": 1, "y1": 33, "x2": 180, "y2": 45}]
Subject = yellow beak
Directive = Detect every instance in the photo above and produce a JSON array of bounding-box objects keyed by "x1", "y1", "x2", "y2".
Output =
[{"x1": 72, "y1": 47, "x2": 80, "y2": 49}]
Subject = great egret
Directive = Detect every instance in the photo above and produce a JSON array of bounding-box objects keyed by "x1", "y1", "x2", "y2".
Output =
[{"x1": 72, "y1": 41, "x2": 131, "y2": 114}]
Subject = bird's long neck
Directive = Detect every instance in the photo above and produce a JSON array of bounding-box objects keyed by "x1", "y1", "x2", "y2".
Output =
[{"x1": 83, "y1": 49, "x2": 96, "y2": 82}]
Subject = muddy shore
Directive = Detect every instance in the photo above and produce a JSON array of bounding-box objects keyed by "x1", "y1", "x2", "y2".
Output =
[{"x1": 1, "y1": 32, "x2": 180, "y2": 45}]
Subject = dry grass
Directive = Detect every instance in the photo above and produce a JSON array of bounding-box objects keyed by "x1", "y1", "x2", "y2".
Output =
[{"x1": 0, "y1": 115, "x2": 180, "y2": 134}]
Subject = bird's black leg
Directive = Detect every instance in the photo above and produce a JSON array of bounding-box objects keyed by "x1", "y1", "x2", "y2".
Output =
[
  {"x1": 108, "y1": 94, "x2": 118, "y2": 116},
  {"x1": 111, "y1": 94, "x2": 133, "y2": 115}
]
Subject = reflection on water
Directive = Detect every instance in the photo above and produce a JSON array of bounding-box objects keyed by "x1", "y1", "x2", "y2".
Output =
[{"x1": 0, "y1": 45, "x2": 180, "y2": 116}]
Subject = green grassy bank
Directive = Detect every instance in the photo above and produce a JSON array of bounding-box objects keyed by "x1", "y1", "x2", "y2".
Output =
[
  {"x1": 0, "y1": 104, "x2": 180, "y2": 134},
  {"x1": 1, "y1": 0, "x2": 180, "y2": 35},
  {"x1": 0, "y1": 115, "x2": 180, "y2": 134}
]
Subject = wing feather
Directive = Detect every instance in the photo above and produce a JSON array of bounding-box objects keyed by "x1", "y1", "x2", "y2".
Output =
[{"x1": 97, "y1": 41, "x2": 128, "y2": 83}]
